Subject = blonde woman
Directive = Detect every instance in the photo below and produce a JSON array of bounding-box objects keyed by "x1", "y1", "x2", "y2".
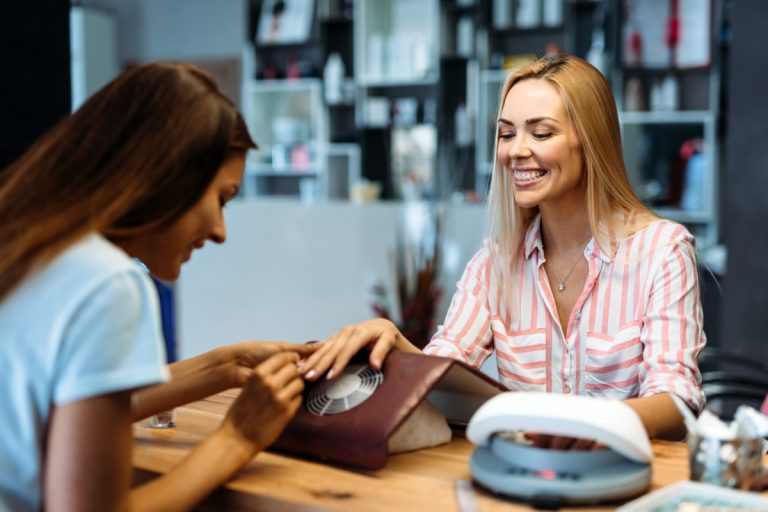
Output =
[{"x1": 301, "y1": 55, "x2": 705, "y2": 445}]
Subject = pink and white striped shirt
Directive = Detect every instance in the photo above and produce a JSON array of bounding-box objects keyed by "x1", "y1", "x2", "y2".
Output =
[{"x1": 424, "y1": 215, "x2": 706, "y2": 412}]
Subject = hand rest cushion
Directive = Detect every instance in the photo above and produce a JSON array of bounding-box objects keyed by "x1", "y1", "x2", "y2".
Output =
[
  {"x1": 272, "y1": 351, "x2": 506, "y2": 469},
  {"x1": 387, "y1": 398, "x2": 451, "y2": 454}
]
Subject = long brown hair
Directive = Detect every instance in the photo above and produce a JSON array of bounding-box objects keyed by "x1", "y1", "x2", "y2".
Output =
[
  {"x1": 0, "y1": 61, "x2": 256, "y2": 303},
  {"x1": 486, "y1": 55, "x2": 655, "y2": 309}
]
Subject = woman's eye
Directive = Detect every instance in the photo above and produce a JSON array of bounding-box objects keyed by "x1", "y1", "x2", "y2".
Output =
[
  {"x1": 498, "y1": 132, "x2": 515, "y2": 141},
  {"x1": 533, "y1": 132, "x2": 553, "y2": 140}
]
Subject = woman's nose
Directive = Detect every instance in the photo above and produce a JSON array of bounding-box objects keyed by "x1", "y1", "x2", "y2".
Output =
[
  {"x1": 209, "y1": 214, "x2": 227, "y2": 244},
  {"x1": 508, "y1": 133, "x2": 532, "y2": 159}
]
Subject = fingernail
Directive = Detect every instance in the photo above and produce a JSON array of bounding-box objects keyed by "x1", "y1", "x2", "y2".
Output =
[
  {"x1": 304, "y1": 369, "x2": 316, "y2": 379},
  {"x1": 326, "y1": 369, "x2": 335, "y2": 380}
]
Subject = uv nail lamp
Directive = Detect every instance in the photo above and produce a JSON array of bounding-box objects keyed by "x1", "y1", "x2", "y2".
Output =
[{"x1": 466, "y1": 392, "x2": 653, "y2": 506}]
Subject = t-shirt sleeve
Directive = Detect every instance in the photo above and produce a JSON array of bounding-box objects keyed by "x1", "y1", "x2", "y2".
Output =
[{"x1": 53, "y1": 269, "x2": 170, "y2": 405}]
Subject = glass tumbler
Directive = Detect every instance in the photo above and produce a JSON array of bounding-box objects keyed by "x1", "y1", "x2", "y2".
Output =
[{"x1": 149, "y1": 408, "x2": 176, "y2": 429}]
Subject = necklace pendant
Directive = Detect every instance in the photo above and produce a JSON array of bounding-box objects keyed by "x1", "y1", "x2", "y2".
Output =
[{"x1": 557, "y1": 282, "x2": 566, "y2": 292}]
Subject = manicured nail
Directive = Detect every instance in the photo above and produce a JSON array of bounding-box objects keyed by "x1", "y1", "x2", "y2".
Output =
[
  {"x1": 305, "y1": 369, "x2": 316, "y2": 379},
  {"x1": 326, "y1": 369, "x2": 335, "y2": 380}
]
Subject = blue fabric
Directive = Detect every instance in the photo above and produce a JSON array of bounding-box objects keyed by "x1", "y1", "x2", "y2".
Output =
[{"x1": 151, "y1": 277, "x2": 177, "y2": 364}]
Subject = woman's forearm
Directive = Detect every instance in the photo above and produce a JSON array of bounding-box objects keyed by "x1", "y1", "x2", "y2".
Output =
[
  {"x1": 624, "y1": 393, "x2": 687, "y2": 440},
  {"x1": 129, "y1": 427, "x2": 256, "y2": 512},
  {"x1": 131, "y1": 349, "x2": 232, "y2": 421}
]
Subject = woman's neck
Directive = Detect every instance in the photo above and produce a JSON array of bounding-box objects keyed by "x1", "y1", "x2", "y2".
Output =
[{"x1": 539, "y1": 202, "x2": 592, "y2": 254}]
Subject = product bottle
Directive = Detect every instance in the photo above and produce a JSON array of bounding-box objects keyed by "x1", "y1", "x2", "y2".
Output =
[
  {"x1": 324, "y1": 52, "x2": 344, "y2": 105},
  {"x1": 681, "y1": 146, "x2": 705, "y2": 212},
  {"x1": 515, "y1": 0, "x2": 540, "y2": 28},
  {"x1": 454, "y1": 100, "x2": 472, "y2": 148},
  {"x1": 660, "y1": 74, "x2": 679, "y2": 111},
  {"x1": 543, "y1": 0, "x2": 563, "y2": 27}
]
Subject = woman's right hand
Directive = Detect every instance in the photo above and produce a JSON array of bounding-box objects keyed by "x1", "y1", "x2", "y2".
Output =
[
  {"x1": 219, "y1": 351, "x2": 304, "y2": 455},
  {"x1": 299, "y1": 318, "x2": 418, "y2": 381}
]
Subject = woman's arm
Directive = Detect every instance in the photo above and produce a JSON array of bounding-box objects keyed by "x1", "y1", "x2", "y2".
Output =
[
  {"x1": 636, "y1": 232, "x2": 706, "y2": 435},
  {"x1": 300, "y1": 247, "x2": 495, "y2": 381},
  {"x1": 45, "y1": 352, "x2": 304, "y2": 512},
  {"x1": 131, "y1": 341, "x2": 316, "y2": 421},
  {"x1": 45, "y1": 392, "x2": 134, "y2": 512},
  {"x1": 624, "y1": 393, "x2": 686, "y2": 440}
]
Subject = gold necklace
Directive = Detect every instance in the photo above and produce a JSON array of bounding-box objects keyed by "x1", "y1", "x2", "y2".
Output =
[{"x1": 549, "y1": 244, "x2": 588, "y2": 292}]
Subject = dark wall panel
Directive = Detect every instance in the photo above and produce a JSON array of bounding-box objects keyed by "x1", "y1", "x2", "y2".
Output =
[
  {"x1": 0, "y1": 1, "x2": 71, "y2": 171},
  {"x1": 721, "y1": 0, "x2": 768, "y2": 356}
]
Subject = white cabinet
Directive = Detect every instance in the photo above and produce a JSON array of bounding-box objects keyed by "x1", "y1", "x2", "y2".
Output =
[
  {"x1": 353, "y1": 0, "x2": 440, "y2": 130},
  {"x1": 354, "y1": 0, "x2": 439, "y2": 87},
  {"x1": 240, "y1": 78, "x2": 360, "y2": 201},
  {"x1": 619, "y1": 110, "x2": 719, "y2": 246},
  {"x1": 613, "y1": 0, "x2": 721, "y2": 247},
  {"x1": 241, "y1": 78, "x2": 344, "y2": 200}
]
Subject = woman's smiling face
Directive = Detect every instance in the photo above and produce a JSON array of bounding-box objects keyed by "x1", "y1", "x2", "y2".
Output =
[{"x1": 496, "y1": 78, "x2": 585, "y2": 210}]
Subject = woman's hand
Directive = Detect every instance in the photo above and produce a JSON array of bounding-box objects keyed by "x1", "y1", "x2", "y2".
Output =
[
  {"x1": 299, "y1": 319, "x2": 420, "y2": 381},
  {"x1": 219, "y1": 351, "x2": 305, "y2": 455},
  {"x1": 211, "y1": 341, "x2": 318, "y2": 389},
  {"x1": 524, "y1": 433, "x2": 605, "y2": 451},
  {"x1": 132, "y1": 341, "x2": 317, "y2": 421}
]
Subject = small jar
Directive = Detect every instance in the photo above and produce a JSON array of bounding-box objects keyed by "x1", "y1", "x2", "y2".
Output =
[{"x1": 149, "y1": 409, "x2": 176, "y2": 429}]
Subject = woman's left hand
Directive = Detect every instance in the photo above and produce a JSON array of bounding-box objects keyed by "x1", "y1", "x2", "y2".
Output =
[
  {"x1": 524, "y1": 433, "x2": 605, "y2": 450},
  {"x1": 133, "y1": 341, "x2": 318, "y2": 421},
  {"x1": 212, "y1": 341, "x2": 319, "y2": 388}
]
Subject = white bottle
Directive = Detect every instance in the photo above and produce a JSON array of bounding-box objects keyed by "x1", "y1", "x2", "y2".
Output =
[
  {"x1": 455, "y1": 101, "x2": 472, "y2": 148},
  {"x1": 586, "y1": 29, "x2": 606, "y2": 76},
  {"x1": 367, "y1": 33, "x2": 384, "y2": 81},
  {"x1": 543, "y1": 0, "x2": 563, "y2": 27},
  {"x1": 516, "y1": 0, "x2": 540, "y2": 28},
  {"x1": 324, "y1": 52, "x2": 344, "y2": 105},
  {"x1": 681, "y1": 151, "x2": 705, "y2": 211},
  {"x1": 660, "y1": 74, "x2": 679, "y2": 111},
  {"x1": 493, "y1": 0, "x2": 512, "y2": 30},
  {"x1": 456, "y1": 16, "x2": 474, "y2": 58}
]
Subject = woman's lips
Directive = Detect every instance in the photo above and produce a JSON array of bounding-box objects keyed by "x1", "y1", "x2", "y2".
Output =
[{"x1": 513, "y1": 168, "x2": 548, "y2": 186}]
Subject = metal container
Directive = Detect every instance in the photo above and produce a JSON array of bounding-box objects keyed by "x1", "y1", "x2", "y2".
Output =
[{"x1": 688, "y1": 434, "x2": 765, "y2": 490}]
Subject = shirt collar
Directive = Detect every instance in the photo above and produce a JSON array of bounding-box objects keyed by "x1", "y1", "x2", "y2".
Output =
[
  {"x1": 523, "y1": 214, "x2": 613, "y2": 263},
  {"x1": 524, "y1": 215, "x2": 544, "y2": 260}
]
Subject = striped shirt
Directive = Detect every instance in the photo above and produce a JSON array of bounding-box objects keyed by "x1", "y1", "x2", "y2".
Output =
[{"x1": 424, "y1": 215, "x2": 706, "y2": 412}]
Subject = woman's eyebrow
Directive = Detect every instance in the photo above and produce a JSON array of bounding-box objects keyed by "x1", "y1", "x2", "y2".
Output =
[{"x1": 498, "y1": 116, "x2": 559, "y2": 126}]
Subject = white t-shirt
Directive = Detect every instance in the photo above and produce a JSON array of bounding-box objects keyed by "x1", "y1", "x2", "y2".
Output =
[{"x1": 0, "y1": 233, "x2": 170, "y2": 511}]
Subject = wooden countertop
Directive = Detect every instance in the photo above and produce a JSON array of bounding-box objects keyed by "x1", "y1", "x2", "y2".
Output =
[{"x1": 133, "y1": 390, "x2": 691, "y2": 511}]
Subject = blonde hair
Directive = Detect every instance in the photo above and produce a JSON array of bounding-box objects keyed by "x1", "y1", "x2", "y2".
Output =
[{"x1": 485, "y1": 55, "x2": 655, "y2": 305}]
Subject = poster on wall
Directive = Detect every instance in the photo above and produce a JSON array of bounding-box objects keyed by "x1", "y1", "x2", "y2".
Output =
[
  {"x1": 257, "y1": 0, "x2": 315, "y2": 45},
  {"x1": 622, "y1": 0, "x2": 710, "y2": 68}
]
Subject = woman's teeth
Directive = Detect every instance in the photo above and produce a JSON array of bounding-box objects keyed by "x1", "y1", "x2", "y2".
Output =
[{"x1": 514, "y1": 169, "x2": 547, "y2": 181}]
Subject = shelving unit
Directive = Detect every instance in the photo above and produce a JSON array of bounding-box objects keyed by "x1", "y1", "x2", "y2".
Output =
[
  {"x1": 354, "y1": 0, "x2": 439, "y2": 87},
  {"x1": 612, "y1": 0, "x2": 721, "y2": 246},
  {"x1": 239, "y1": 0, "x2": 724, "y2": 241},
  {"x1": 240, "y1": 78, "x2": 328, "y2": 199}
]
